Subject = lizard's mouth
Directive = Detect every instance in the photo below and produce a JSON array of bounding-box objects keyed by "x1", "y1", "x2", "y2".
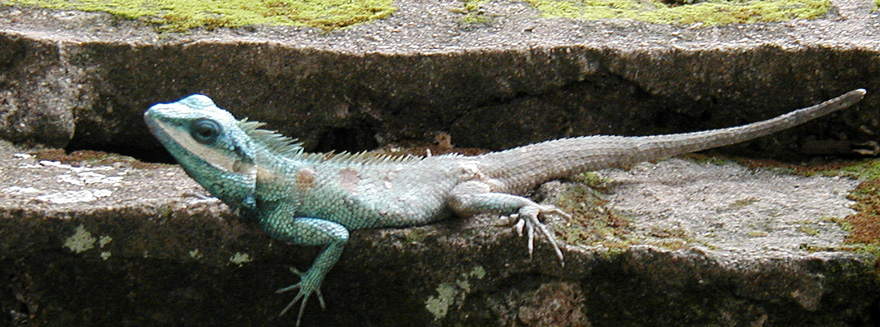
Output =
[
  {"x1": 144, "y1": 109, "x2": 180, "y2": 152},
  {"x1": 143, "y1": 110, "x2": 162, "y2": 138},
  {"x1": 144, "y1": 107, "x2": 188, "y2": 160}
]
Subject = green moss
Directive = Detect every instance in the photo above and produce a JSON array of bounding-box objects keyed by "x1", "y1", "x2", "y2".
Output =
[
  {"x1": 452, "y1": 0, "x2": 492, "y2": 24},
  {"x1": 845, "y1": 243, "x2": 880, "y2": 261},
  {"x1": 228, "y1": 252, "x2": 252, "y2": 266},
  {"x1": 555, "y1": 173, "x2": 634, "y2": 247},
  {"x1": 527, "y1": 0, "x2": 831, "y2": 25},
  {"x1": 797, "y1": 225, "x2": 820, "y2": 236},
  {"x1": 405, "y1": 228, "x2": 428, "y2": 243},
  {"x1": 725, "y1": 197, "x2": 759, "y2": 210},
  {"x1": 716, "y1": 156, "x2": 880, "y2": 269},
  {"x1": 555, "y1": 171, "x2": 718, "y2": 251},
  {"x1": 425, "y1": 283, "x2": 456, "y2": 319},
  {"x1": 820, "y1": 216, "x2": 852, "y2": 232},
  {"x1": 651, "y1": 238, "x2": 688, "y2": 250},
  {"x1": 809, "y1": 159, "x2": 880, "y2": 266},
  {"x1": 64, "y1": 224, "x2": 97, "y2": 254},
  {"x1": 572, "y1": 171, "x2": 611, "y2": 190},
  {"x1": 796, "y1": 159, "x2": 880, "y2": 264},
  {"x1": 821, "y1": 158, "x2": 880, "y2": 181},
  {"x1": 678, "y1": 154, "x2": 880, "y2": 265},
  {"x1": 597, "y1": 241, "x2": 632, "y2": 259},
  {"x1": 461, "y1": 12, "x2": 491, "y2": 24},
  {"x1": 424, "y1": 265, "x2": 487, "y2": 320},
  {"x1": 5, "y1": 0, "x2": 395, "y2": 31},
  {"x1": 842, "y1": 180, "x2": 880, "y2": 241}
]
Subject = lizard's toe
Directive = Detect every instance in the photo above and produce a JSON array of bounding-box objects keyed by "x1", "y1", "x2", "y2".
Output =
[
  {"x1": 276, "y1": 266, "x2": 328, "y2": 326},
  {"x1": 516, "y1": 205, "x2": 566, "y2": 264}
]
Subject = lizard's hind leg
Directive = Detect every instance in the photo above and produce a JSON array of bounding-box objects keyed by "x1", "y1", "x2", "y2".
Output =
[{"x1": 449, "y1": 181, "x2": 567, "y2": 264}]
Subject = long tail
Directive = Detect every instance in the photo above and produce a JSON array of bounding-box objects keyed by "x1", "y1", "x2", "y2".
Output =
[{"x1": 478, "y1": 89, "x2": 866, "y2": 193}]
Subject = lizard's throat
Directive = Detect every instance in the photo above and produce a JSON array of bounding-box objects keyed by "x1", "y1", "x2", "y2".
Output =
[{"x1": 179, "y1": 162, "x2": 256, "y2": 208}]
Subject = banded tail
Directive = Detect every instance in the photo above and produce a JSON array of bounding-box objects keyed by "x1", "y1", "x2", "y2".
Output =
[{"x1": 478, "y1": 89, "x2": 866, "y2": 193}]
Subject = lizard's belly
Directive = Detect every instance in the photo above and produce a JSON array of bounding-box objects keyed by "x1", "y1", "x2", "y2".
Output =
[
  {"x1": 296, "y1": 185, "x2": 454, "y2": 230},
  {"x1": 295, "y1": 169, "x2": 461, "y2": 230}
]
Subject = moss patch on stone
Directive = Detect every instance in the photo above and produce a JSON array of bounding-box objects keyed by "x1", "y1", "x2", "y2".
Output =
[
  {"x1": 452, "y1": 0, "x2": 492, "y2": 24},
  {"x1": 792, "y1": 157, "x2": 880, "y2": 259},
  {"x1": 554, "y1": 172, "x2": 634, "y2": 247},
  {"x1": 821, "y1": 159, "x2": 880, "y2": 181},
  {"x1": 682, "y1": 154, "x2": 880, "y2": 264},
  {"x1": 527, "y1": 0, "x2": 831, "y2": 25},
  {"x1": 841, "y1": 180, "x2": 880, "y2": 250},
  {"x1": 4, "y1": 0, "x2": 396, "y2": 30}
]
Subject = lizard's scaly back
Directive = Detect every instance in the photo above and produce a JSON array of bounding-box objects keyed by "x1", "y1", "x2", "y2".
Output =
[
  {"x1": 239, "y1": 118, "x2": 423, "y2": 165},
  {"x1": 239, "y1": 118, "x2": 305, "y2": 157},
  {"x1": 478, "y1": 89, "x2": 866, "y2": 194}
]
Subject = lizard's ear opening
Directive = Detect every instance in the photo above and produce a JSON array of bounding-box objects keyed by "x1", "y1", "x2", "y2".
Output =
[
  {"x1": 232, "y1": 137, "x2": 258, "y2": 210},
  {"x1": 236, "y1": 158, "x2": 258, "y2": 210}
]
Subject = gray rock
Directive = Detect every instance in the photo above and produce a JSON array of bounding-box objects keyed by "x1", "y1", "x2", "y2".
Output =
[
  {"x1": 1, "y1": 0, "x2": 880, "y2": 325},
  {"x1": 0, "y1": 0, "x2": 877, "y2": 156},
  {"x1": 1, "y1": 139, "x2": 877, "y2": 325}
]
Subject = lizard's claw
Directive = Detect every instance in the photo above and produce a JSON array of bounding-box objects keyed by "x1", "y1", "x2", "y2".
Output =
[
  {"x1": 277, "y1": 267, "x2": 326, "y2": 327},
  {"x1": 512, "y1": 214, "x2": 524, "y2": 236},
  {"x1": 515, "y1": 204, "x2": 568, "y2": 265}
]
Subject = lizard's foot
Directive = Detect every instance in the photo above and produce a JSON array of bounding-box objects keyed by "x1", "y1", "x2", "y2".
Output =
[
  {"x1": 512, "y1": 204, "x2": 569, "y2": 265},
  {"x1": 447, "y1": 184, "x2": 569, "y2": 265},
  {"x1": 277, "y1": 267, "x2": 326, "y2": 327}
]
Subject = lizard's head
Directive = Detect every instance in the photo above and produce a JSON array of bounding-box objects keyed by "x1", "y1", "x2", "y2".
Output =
[{"x1": 145, "y1": 94, "x2": 257, "y2": 210}]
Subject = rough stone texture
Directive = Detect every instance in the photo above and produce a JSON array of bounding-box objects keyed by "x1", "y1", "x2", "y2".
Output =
[
  {"x1": 0, "y1": 0, "x2": 877, "y2": 157},
  {"x1": 603, "y1": 159, "x2": 859, "y2": 250},
  {"x1": 1, "y1": 141, "x2": 878, "y2": 326},
  {"x1": 2, "y1": 0, "x2": 880, "y2": 325}
]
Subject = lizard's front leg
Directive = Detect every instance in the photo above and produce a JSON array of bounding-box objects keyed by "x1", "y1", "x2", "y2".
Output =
[
  {"x1": 259, "y1": 206, "x2": 349, "y2": 327},
  {"x1": 448, "y1": 181, "x2": 568, "y2": 264}
]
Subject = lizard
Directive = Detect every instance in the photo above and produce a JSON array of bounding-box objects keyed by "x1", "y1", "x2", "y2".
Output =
[{"x1": 144, "y1": 88, "x2": 865, "y2": 326}]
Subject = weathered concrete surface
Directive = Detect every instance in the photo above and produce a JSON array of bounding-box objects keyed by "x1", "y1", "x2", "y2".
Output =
[
  {"x1": 2, "y1": 0, "x2": 880, "y2": 325},
  {"x1": 1, "y1": 141, "x2": 878, "y2": 327},
  {"x1": 0, "y1": 0, "x2": 878, "y2": 158}
]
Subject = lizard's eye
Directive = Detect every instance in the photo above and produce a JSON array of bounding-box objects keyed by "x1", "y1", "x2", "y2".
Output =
[{"x1": 190, "y1": 118, "x2": 221, "y2": 144}]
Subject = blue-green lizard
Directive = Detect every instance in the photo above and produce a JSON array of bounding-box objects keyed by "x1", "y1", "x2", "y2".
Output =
[{"x1": 144, "y1": 89, "x2": 864, "y2": 325}]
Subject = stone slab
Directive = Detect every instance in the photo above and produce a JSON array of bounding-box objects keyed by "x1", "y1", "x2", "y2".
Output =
[
  {"x1": 2, "y1": 0, "x2": 880, "y2": 325},
  {"x1": 0, "y1": 0, "x2": 877, "y2": 158}
]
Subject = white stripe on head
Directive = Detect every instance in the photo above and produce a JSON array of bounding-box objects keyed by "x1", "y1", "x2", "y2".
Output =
[{"x1": 157, "y1": 121, "x2": 250, "y2": 174}]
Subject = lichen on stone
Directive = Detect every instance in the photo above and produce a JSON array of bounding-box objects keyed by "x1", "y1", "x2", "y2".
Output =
[
  {"x1": 6, "y1": 0, "x2": 396, "y2": 31},
  {"x1": 424, "y1": 265, "x2": 487, "y2": 320},
  {"x1": 64, "y1": 224, "x2": 97, "y2": 254},
  {"x1": 527, "y1": 0, "x2": 832, "y2": 25}
]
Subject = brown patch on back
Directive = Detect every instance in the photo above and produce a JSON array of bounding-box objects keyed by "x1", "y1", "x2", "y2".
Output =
[
  {"x1": 295, "y1": 169, "x2": 316, "y2": 191},
  {"x1": 257, "y1": 166, "x2": 279, "y2": 184},
  {"x1": 338, "y1": 167, "x2": 360, "y2": 193}
]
